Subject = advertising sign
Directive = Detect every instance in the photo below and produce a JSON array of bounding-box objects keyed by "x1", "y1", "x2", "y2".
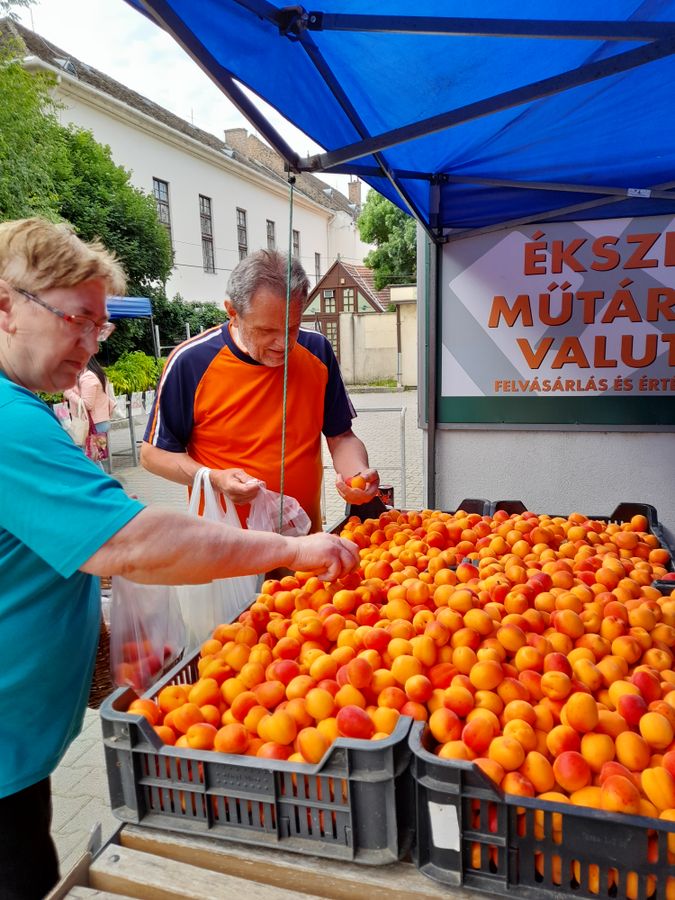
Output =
[{"x1": 440, "y1": 215, "x2": 675, "y2": 426}]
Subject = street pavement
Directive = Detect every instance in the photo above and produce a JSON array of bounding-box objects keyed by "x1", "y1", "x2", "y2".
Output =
[{"x1": 51, "y1": 389, "x2": 424, "y2": 876}]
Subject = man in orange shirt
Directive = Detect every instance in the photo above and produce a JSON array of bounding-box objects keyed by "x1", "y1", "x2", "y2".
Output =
[{"x1": 142, "y1": 250, "x2": 379, "y2": 531}]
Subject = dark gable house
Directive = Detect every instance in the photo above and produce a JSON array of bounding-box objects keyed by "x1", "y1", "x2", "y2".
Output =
[{"x1": 303, "y1": 260, "x2": 390, "y2": 360}]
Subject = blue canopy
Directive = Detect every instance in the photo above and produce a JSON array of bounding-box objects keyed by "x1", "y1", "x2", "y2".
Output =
[
  {"x1": 107, "y1": 297, "x2": 152, "y2": 319},
  {"x1": 124, "y1": 1, "x2": 675, "y2": 239}
]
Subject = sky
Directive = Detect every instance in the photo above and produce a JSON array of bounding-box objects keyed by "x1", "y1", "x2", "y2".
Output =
[{"x1": 18, "y1": 0, "x2": 352, "y2": 193}]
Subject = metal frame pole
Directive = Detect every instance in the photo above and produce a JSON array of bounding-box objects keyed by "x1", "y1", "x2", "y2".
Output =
[{"x1": 399, "y1": 406, "x2": 407, "y2": 507}]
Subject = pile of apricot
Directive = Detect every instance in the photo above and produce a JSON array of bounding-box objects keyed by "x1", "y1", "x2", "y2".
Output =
[{"x1": 127, "y1": 507, "x2": 675, "y2": 837}]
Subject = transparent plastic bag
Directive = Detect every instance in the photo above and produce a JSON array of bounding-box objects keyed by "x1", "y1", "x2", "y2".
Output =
[
  {"x1": 247, "y1": 484, "x2": 311, "y2": 537},
  {"x1": 176, "y1": 467, "x2": 261, "y2": 647},
  {"x1": 109, "y1": 577, "x2": 186, "y2": 692}
]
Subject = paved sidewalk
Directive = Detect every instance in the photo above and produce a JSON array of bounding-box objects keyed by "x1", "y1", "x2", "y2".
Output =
[{"x1": 51, "y1": 391, "x2": 424, "y2": 876}]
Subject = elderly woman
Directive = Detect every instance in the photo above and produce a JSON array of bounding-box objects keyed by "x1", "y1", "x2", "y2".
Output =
[{"x1": 0, "y1": 218, "x2": 358, "y2": 900}]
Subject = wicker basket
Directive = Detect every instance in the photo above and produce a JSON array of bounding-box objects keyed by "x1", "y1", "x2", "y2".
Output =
[{"x1": 88, "y1": 617, "x2": 114, "y2": 710}]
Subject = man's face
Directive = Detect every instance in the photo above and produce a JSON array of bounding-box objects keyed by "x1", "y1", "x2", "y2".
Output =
[{"x1": 227, "y1": 288, "x2": 304, "y2": 367}]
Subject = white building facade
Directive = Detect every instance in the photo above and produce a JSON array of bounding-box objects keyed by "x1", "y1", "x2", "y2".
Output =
[{"x1": 18, "y1": 23, "x2": 372, "y2": 303}]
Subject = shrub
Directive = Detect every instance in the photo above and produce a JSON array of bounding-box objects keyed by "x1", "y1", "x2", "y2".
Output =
[{"x1": 105, "y1": 352, "x2": 163, "y2": 394}]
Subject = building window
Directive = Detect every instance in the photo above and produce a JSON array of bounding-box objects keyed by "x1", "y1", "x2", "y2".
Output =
[
  {"x1": 292, "y1": 229, "x2": 300, "y2": 259},
  {"x1": 325, "y1": 320, "x2": 338, "y2": 354},
  {"x1": 237, "y1": 208, "x2": 248, "y2": 260},
  {"x1": 323, "y1": 290, "x2": 336, "y2": 314},
  {"x1": 266, "y1": 219, "x2": 276, "y2": 250},
  {"x1": 199, "y1": 195, "x2": 215, "y2": 273},
  {"x1": 314, "y1": 252, "x2": 321, "y2": 282},
  {"x1": 343, "y1": 287, "x2": 355, "y2": 312},
  {"x1": 153, "y1": 178, "x2": 172, "y2": 242}
]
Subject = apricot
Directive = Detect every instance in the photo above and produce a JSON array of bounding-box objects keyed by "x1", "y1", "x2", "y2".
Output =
[
  {"x1": 461, "y1": 717, "x2": 495, "y2": 755},
  {"x1": 443, "y1": 685, "x2": 474, "y2": 717},
  {"x1": 599, "y1": 774, "x2": 642, "y2": 814},
  {"x1": 639, "y1": 711, "x2": 674, "y2": 750},
  {"x1": 552, "y1": 751, "x2": 591, "y2": 793},
  {"x1": 296, "y1": 727, "x2": 330, "y2": 764},
  {"x1": 615, "y1": 731, "x2": 651, "y2": 771},
  {"x1": 520, "y1": 751, "x2": 555, "y2": 793},
  {"x1": 303, "y1": 687, "x2": 335, "y2": 721},
  {"x1": 214, "y1": 723, "x2": 249, "y2": 754},
  {"x1": 128, "y1": 698, "x2": 161, "y2": 725},
  {"x1": 488, "y1": 735, "x2": 526, "y2": 772},
  {"x1": 370, "y1": 706, "x2": 400, "y2": 735},
  {"x1": 336, "y1": 705, "x2": 375, "y2": 740},
  {"x1": 157, "y1": 684, "x2": 189, "y2": 714},
  {"x1": 429, "y1": 707, "x2": 462, "y2": 744},
  {"x1": 438, "y1": 740, "x2": 473, "y2": 761},
  {"x1": 641, "y1": 766, "x2": 675, "y2": 811},
  {"x1": 170, "y1": 702, "x2": 205, "y2": 734},
  {"x1": 580, "y1": 732, "x2": 615, "y2": 772},
  {"x1": 562, "y1": 692, "x2": 598, "y2": 734},
  {"x1": 546, "y1": 725, "x2": 581, "y2": 757},
  {"x1": 260, "y1": 710, "x2": 297, "y2": 745},
  {"x1": 153, "y1": 724, "x2": 177, "y2": 745}
]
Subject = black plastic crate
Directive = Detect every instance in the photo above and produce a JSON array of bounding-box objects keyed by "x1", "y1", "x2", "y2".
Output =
[
  {"x1": 409, "y1": 722, "x2": 675, "y2": 900},
  {"x1": 100, "y1": 648, "x2": 414, "y2": 864},
  {"x1": 338, "y1": 496, "x2": 492, "y2": 527},
  {"x1": 491, "y1": 501, "x2": 674, "y2": 571},
  {"x1": 653, "y1": 579, "x2": 675, "y2": 596}
]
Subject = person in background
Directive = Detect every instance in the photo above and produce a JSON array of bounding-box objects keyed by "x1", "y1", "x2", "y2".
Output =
[
  {"x1": 141, "y1": 249, "x2": 380, "y2": 532},
  {"x1": 0, "y1": 218, "x2": 358, "y2": 900},
  {"x1": 64, "y1": 356, "x2": 115, "y2": 468}
]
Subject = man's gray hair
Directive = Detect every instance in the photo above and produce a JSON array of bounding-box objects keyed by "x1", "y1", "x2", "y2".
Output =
[{"x1": 227, "y1": 249, "x2": 309, "y2": 314}]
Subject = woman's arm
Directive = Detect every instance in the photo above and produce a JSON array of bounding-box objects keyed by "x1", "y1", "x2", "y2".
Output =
[
  {"x1": 81, "y1": 507, "x2": 358, "y2": 583},
  {"x1": 77, "y1": 371, "x2": 100, "y2": 412}
]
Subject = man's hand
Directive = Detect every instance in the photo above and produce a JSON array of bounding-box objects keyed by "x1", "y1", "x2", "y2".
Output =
[
  {"x1": 335, "y1": 468, "x2": 380, "y2": 505},
  {"x1": 287, "y1": 532, "x2": 359, "y2": 581},
  {"x1": 209, "y1": 468, "x2": 262, "y2": 503}
]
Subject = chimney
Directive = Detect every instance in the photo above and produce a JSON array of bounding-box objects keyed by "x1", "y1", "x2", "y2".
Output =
[
  {"x1": 348, "y1": 178, "x2": 361, "y2": 208},
  {"x1": 223, "y1": 128, "x2": 248, "y2": 152}
]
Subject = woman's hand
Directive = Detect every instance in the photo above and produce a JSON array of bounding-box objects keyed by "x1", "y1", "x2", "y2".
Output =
[{"x1": 287, "y1": 532, "x2": 359, "y2": 581}]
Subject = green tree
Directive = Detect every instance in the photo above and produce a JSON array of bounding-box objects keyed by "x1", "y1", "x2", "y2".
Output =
[
  {"x1": 0, "y1": 21, "x2": 172, "y2": 296},
  {"x1": 357, "y1": 192, "x2": 416, "y2": 290},
  {"x1": 0, "y1": 27, "x2": 66, "y2": 219}
]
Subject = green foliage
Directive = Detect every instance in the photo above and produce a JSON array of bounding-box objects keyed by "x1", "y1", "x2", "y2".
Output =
[
  {"x1": 104, "y1": 314, "x2": 153, "y2": 362},
  {"x1": 0, "y1": 26, "x2": 172, "y2": 294},
  {"x1": 104, "y1": 351, "x2": 163, "y2": 394},
  {"x1": 150, "y1": 294, "x2": 228, "y2": 353},
  {"x1": 0, "y1": 29, "x2": 67, "y2": 219},
  {"x1": 100, "y1": 293, "x2": 228, "y2": 362},
  {"x1": 357, "y1": 192, "x2": 416, "y2": 291},
  {"x1": 37, "y1": 390, "x2": 64, "y2": 404}
]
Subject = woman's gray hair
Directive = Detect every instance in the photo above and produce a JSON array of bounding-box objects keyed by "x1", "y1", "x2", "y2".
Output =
[{"x1": 226, "y1": 249, "x2": 309, "y2": 314}]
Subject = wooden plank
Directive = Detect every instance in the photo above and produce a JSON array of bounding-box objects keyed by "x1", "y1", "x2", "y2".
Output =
[
  {"x1": 89, "y1": 843, "x2": 324, "y2": 899},
  {"x1": 119, "y1": 825, "x2": 466, "y2": 900},
  {"x1": 46, "y1": 852, "x2": 94, "y2": 900},
  {"x1": 65, "y1": 888, "x2": 137, "y2": 899}
]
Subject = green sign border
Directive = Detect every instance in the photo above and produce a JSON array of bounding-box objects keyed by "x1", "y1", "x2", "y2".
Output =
[{"x1": 438, "y1": 396, "x2": 675, "y2": 425}]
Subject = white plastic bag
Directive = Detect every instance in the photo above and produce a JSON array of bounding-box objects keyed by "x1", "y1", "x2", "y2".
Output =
[
  {"x1": 63, "y1": 397, "x2": 89, "y2": 446},
  {"x1": 177, "y1": 467, "x2": 261, "y2": 647},
  {"x1": 247, "y1": 484, "x2": 311, "y2": 537}
]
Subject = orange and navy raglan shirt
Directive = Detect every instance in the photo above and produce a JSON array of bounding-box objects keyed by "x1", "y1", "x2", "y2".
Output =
[{"x1": 144, "y1": 323, "x2": 355, "y2": 531}]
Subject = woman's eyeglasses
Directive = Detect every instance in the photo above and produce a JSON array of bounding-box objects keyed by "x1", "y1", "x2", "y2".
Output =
[{"x1": 14, "y1": 287, "x2": 116, "y2": 341}]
